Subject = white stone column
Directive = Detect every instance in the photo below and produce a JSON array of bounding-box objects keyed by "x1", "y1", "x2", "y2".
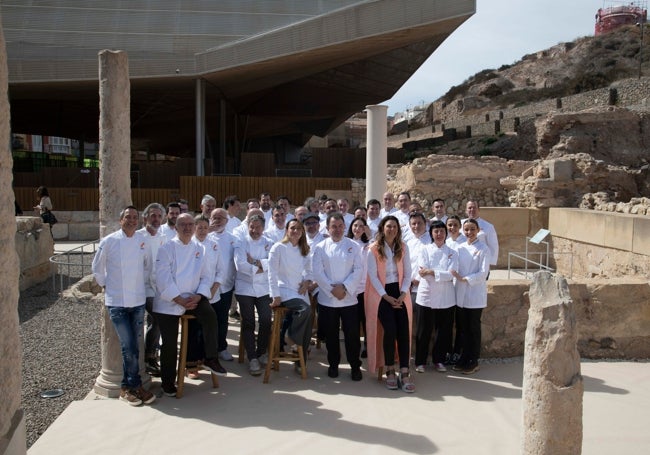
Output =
[
  {"x1": 522, "y1": 271, "x2": 583, "y2": 454},
  {"x1": 94, "y1": 50, "x2": 149, "y2": 397},
  {"x1": 0, "y1": 15, "x2": 27, "y2": 455},
  {"x1": 365, "y1": 105, "x2": 388, "y2": 204}
]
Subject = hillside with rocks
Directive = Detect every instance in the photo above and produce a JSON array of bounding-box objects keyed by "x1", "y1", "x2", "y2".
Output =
[
  {"x1": 431, "y1": 24, "x2": 650, "y2": 123},
  {"x1": 387, "y1": 25, "x2": 650, "y2": 213}
]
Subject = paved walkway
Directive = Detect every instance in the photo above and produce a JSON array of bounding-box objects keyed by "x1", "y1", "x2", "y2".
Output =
[
  {"x1": 28, "y1": 334, "x2": 649, "y2": 454},
  {"x1": 35, "y1": 242, "x2": 648, "y2": 454}
]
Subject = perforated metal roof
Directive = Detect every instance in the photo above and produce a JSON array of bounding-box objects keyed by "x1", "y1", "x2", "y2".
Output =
[{"x1": 2, "y1": 0, "x2": 475, "y2": 158}]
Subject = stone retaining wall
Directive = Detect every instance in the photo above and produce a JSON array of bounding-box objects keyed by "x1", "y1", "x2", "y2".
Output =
[
  {"x1": 485, "y1": 278, "x2": 650, "y2": 359},
  {"x1": 548, "y1": 208, "x2": 650, "y2": 279},
  {"x1": 15, "y1": 216, "x2": 54, "y2": 291},
  {"x1": 49, "y1": 211, "x2": 99, "y2": 241},
  {"x1": 581, "y1": 193, "x2": 650, "y2": 216},
  {"x1": 433, "y1": 76, "x2": 650, "y2": 137}
]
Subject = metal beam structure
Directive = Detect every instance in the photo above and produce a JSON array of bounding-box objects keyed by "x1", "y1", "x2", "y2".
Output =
[{"x1": 1, "y1": 0, "x2": 475, "y2": 166}]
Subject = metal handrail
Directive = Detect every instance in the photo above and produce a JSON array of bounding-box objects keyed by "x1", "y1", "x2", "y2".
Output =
[
  {"x1": 507, "y1": 251, "x2": 552, "y2": 279},
  {"x1": 49, "y1": 241, "x2": 98, "y2": 292},
  {"x1": 507, "y1": 251, "x2": 574, "y2": 279}
]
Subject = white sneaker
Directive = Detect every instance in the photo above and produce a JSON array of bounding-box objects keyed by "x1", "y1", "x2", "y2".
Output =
[
  {"x1": 434, "y1": 362, "x2": 447, "y2": 372},
  {"x1": 415, "y1": 365, "x2": 426, "y2": 373},
  {"x1": 258, "y1": 353, "x2": 268, "y2": 366},
  {"x1": 219, "y1": 350, "x2": 234, "y2": 361},
  {"x1": 249, "y1": 358, "x2": 262, "y2": 376}
]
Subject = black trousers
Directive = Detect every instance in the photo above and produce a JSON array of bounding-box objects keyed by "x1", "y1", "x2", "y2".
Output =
[
  {"x1": 377, "y1": 282, "x2": 410, "y2": 370},
  {"x1": 154, "y1": 297, "x2": 219, "y2": 387},
  {"x1": 457, "y1": 307, "x2": 483, "y2": 368},
  {"x1": 415, "y1": 305, "x2": 455, "y2": 365},
  {"x1": 318, "y1": 303, "x2": 361, "y2": 370}
]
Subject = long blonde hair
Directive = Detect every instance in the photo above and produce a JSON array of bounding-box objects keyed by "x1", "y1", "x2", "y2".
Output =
[{"x1": 280, "y1": 219, "x2": 310, "y2": 256}]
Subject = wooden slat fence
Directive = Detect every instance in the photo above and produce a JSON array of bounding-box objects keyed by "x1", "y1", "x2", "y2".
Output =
[
  {"x1": 180, "y1": 176, "x2": 351, "y2": 211},
  {"x1": 15, "y1": 177, "x2": 350, "y2": 213},
  {"x1": 14, "y1": 188, "x2": 178, "y2": 212}
]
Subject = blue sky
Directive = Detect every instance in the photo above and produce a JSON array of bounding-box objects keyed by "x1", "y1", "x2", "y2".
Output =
[{"x1": 384, "y1": 0, "x2": 605, "y2": 115}]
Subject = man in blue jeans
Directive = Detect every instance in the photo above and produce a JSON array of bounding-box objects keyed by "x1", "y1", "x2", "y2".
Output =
[{"x1": 92, "y1": 206, "x2": 155, "y2": 406}]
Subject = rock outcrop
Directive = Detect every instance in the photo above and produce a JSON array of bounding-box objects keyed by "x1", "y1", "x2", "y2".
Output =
[
  {"x1": 580, "y1": 192, "x2": 650, "y2": 215},
  {"x1": 387, "y1": 155, "x2": 529, "y2": 214},
  {"x1": 504, "y1": 153, "x2": 642, "y2": 208},
  {"x1": 535, "y1": 107, "x2": 650, "y2": 167},
  {"x1": 504, "y1": 107, "x2": 650, "y2": 208}
]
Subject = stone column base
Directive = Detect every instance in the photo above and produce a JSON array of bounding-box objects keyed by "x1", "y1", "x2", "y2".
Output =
[{"x1": 0, "y1": 409, "x2": 26, "y2": 455}]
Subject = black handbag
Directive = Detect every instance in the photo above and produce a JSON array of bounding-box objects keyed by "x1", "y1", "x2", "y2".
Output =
[{"x1": 41, "y1": 210, "x2": 58, "y2": 225}]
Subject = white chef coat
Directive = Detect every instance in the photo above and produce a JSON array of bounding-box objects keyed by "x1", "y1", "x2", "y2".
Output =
[
  {"x1": 268, "y1": 241, "x2": 312, "y2": 304},
  {"x1": 92, "y1": 229, "x2": 151, "y2": 308},
  {"x1": 136, "y1": 227, "x2": 166, "y2": 297},
  {"x1": 312, "y1": 237, "x2": 363, "y2": 308},
  {"x1": 234, "y1": 234, "x2": 274, "y2": 297},
  {"x1": 455, "y1": 239, "x2": 490, "y2": 309},
  {"x1": 153, "y1": 237, "x2": 212, "y2": 315},
  {"x1": 208, "y1": 229, "x2": 237, "y2": 293},
  {"x1": 415, "y1": 242, "x2": 458, "y2": 309},
  {"x1": 195, "y1": 235, "x2": 224, "y2": 304}
]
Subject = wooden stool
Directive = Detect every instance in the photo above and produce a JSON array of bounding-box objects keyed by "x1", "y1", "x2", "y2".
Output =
[
  {"x1": 263, "y1": 306, "x2": 307, "y2": 383},
  {"x1": 177, "y1": 314, "x2": 219, "y2": 398}
]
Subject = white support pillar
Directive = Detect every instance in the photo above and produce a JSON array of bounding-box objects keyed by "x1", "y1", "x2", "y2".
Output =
[
  {"x1": 195, "y1": 78, "x2": 205, "y2": 176},
  {"x1": 365, "y1": 105, "x2": 388, "y2": 204}
]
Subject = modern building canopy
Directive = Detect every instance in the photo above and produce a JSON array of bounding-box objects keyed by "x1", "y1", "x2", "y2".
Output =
[{"x1": 2, "y1": 0, "x2": 475, "y2": 168}]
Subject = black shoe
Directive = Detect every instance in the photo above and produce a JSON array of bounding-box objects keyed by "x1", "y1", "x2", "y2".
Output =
[
  {"x1": 462, "y1": 361, "x2": 480, "y2": 375},
  {"x1": 447, "y1": 353, "x2": 461, "y2": 366},
  {"x1": 145, "y1": 358, "x2": 161, "y2": 377},
  {"x1": 327, "y1": 365, "x2": 339, "y2": 378},
  {"x1": 161, "y1": 383, "x2": 177, "y2": 397},
  {"x1": 203, "y1": 358, "x2": 227, "y2": 376},
  {"x1": 229, "y1": 310, "x2": 241, "y2": 321},
  {"x1": 351, "y1": 368, "x2": 363, "y2": 381},
  {"x1": 360, "y1": 348, "x2": 367, "y2": 359}
]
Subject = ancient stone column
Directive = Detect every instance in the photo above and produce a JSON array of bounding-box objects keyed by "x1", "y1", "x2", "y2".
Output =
[
  {"x1": 97, "y1": 50, "x2": 132, "y2": 238},
  {"x1": 0, "y1": 16, "x2": 27, "y2": 455},
  {"x1": 522, "y1": 271, "x2": 583, "y2": 454},
  {"x1": 94, "y1": 50, "x2": 150, "y2": 397},
  {"x1": 365, "y1": 105, "x2": 388, "y2": 205}
]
